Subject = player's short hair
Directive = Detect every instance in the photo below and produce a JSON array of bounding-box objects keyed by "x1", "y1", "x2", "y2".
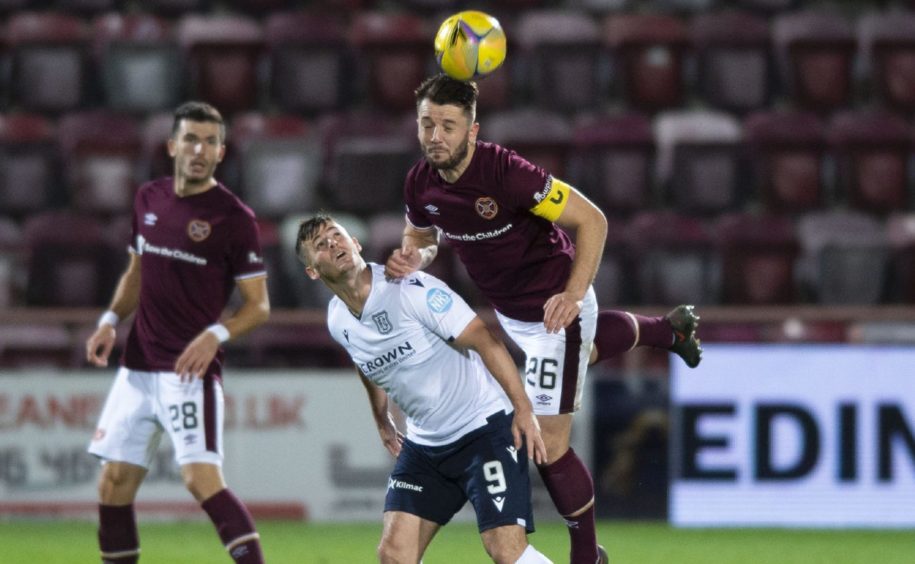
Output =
[
  {"x1": 295, "y1": 212, "x2": 334, "y2": 266},
  {"x1": 415, "y1": 74, "x2": 478, "y2": 123},
  {"x1": 171, "y1": 101, "x2": 226, "y2": 143}
]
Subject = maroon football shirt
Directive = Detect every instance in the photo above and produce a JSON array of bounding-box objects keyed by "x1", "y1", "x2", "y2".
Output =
[
  {"x1": 404, "y1": 141, "x2": 575, "y2": 322},
  {"x1": 121, "y1": 177, "x2": 266, "y2": 376}
]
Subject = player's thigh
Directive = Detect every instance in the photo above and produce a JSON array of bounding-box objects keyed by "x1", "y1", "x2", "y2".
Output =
[
  {"x1": 380, "y1": 511, "x2": 440, "y2": 562},
  {"x1": 89, "y1": 368, "x2": 163, "y2": 469},
  {"x1": 480, "y1": 524, "x2": 529, "y2": 564},
  {"x1": 457, "y1": 412, "x2": 534, "y2": 535},
  {"x1": 154, "y1": 372, "x2": 225, "y2": 467},
  {"x1": 497, "y1": 288, "x2": 597, "y2": 416},
  {"x1": 385, "y1": 440, "x2": 467, "y2": 527}
]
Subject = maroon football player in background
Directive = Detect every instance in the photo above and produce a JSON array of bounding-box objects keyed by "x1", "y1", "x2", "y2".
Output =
[{"x1": 85, "y1": 101, "x2": 270, "y2": 564}]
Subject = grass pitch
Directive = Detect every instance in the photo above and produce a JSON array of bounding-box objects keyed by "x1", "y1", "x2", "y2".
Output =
[{"x1": 2, "y1": 520, "x2": 913, "y2": 563}]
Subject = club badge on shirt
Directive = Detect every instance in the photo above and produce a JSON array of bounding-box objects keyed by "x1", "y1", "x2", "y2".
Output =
[
  {"x1": 372, "y1": 311, "x2": 393, "y2": 334},
  {"x1": 187, "y1": 219, "x2": 212, "y2": 242},
  {"x1": 475, "y1": 197, "x2": 499, "y2": 220}
]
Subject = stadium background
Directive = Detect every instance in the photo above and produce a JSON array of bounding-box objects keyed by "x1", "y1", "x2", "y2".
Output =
[{"x1": 1, "y1": 0, "x2": 915, "y2": 561}]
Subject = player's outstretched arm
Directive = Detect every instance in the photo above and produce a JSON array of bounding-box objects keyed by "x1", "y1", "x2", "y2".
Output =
[
  {"x1": 358, "y1": 369, "x2": 403, "y2": 458},
  {"x1": 543, "y1": 187, "x2": 608, "y2": 334},
  {"x1": 454, "y1": 317, "x2": 548, "y2": 465},
  {"x1": 86, "y1": 253, "x2": 141, "y2": 367},
  {"x1": 385, "y1": 224, "x2": 439, "y2": 279},
  {"x1": 174, "y1": 275, "x2": 270, "y2": 381}
]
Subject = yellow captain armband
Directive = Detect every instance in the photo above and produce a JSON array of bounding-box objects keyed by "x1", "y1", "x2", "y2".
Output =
[{"x1": 530, "y1": 177, "x2": 572, "y2": 222}]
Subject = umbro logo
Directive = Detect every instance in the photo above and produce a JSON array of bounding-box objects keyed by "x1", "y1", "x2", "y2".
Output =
[
  {"x1": 144, "y1": 212, "x2": 158, "y2": 226},
  {"x1": 424, "y1": 204, "x2": 440, "y2": 215},
  {"x1": 535, "y1": 394, "x2": 552, "y2": 403},
  {"x1": 184, "y1": 434, "x2": 197, "y2": 446}
]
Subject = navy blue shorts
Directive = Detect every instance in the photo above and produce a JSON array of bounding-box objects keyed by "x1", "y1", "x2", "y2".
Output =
[{"x1": 384, "y1": 410, "x2": 535, "y2": 533}]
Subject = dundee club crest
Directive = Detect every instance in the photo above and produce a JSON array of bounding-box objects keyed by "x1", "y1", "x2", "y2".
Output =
[
  {"x1": 372, "y1": 311, "x2": 393, "y2": 334},
  {"x1": 475, "y1": 197, "x2": 498, "y2": 220},
  {"x1": 187, "y1": 219, "x2": 212, "y2": 242}
]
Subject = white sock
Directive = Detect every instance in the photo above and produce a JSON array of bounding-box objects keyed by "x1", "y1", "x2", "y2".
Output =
[{"x1": 515, "y1": 544, "x2": 553, "y2": 564}]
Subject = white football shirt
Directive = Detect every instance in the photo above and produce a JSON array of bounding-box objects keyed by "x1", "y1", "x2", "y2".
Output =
[{"x1": 328, "y1": 264, "x2": 511, "y2": 446}]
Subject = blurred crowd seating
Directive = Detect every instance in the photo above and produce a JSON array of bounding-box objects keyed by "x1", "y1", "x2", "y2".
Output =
[{"x1": 2, "y1": 0, "x2": 915, "y2": 320}]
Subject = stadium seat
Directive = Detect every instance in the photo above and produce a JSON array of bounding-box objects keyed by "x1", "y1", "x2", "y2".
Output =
[
  {"x1": 485, "y1": 108, "x2": 573, "y2": 178},
  {"x1": 6, "y1": 12, "x2": 92, "y2": 113},
  {"x1": 827, "y1": 110, "x2": 912, "y2": 215},
  {"x1": 648, "y1": 0, "x2": 715, "y2": 13},
  {"x1": 93, "y1": 13, "x2": 183, "y2": 114},
  {"x1": 0, "y1": 113, "x2": 64, "y2": 218},
  {"x1": 0, "y1": 0, "x2": 31, "y2": 16},
  {"x1": 0, "y1": 323, "x2": 75, "y2": 368},
  {"x1": 58, "y1": 110, "x2": 142, "y2": 216},
  {"x1": 230, "y1": 113, "x2": 321, "y2": 219},
  {"x1": 563, "y1": 0, "x2": 630, "y2": 14},
  {"x1": 653, "y1": 110, "x2": 745, "y2": 215},
  {"x1": 592, "y1": 216, "x2": 630, "y2": 306},
  {"x1": 797, "y1": 210, "x2": 890, "y2": 304},
  {"x1": 887, "y1": 213, "x2": 915, "y2": 303},
  {"x1": 567, "y1": 112, "x2": 654, "y2": 216},
  {"x1": 350, "y1": 13, "x2": 431, "y2": 112},
  {"x1": 142, "y1": 0, "x2": 210, "y2": 16},
  {"x1": 52, "y1": 0, "x2": 125, "y2": 15},
  {"x1": 744, "y1": 110, "x2": 826, "y2": 213},
  {"x1": 716, "y1": 212, "x2": 800, "y2": 304},
  {"x1": 603, "y1": 13, "x2": 688, "y2": 112},
  {"x1": 625, "y1": 210, "x2": 719, "y2": 305},
  {"x1": 735, "y1": 0, "x2": 797, "y2": 12},
  {"x1": 138, "y1": 111, "x2": 175, "y2": 182},
  {"x1": 515, "y1": 10, "x2": 604, "y2": 112},
  {"x1": 318, "y1": 112, "x2": 419, "y2": 214},
  {"x1": 691, "y1": 11, "x2": 772, "y2": 114},
  {"x1": 23, "y1": 211, "x2": 117, "y2": 307},
  {"x1": 176, "y1": 14, "x2": 265, "y2": 114},
  {"x1": 0, "y1": 216, "x2": 22, "y2": 308},
  {"x1": 772, "y1": 10, "x2": 856, "y2": 113},
  {"x1": 265, "y1": 12, "x2": 353, "y2": 115},
  {"x1": 225, "y1": 0, "x2": 293, "y2": 12},
  {"x1": 857, "y1": 10, "x2": 915, "y2": 114}
]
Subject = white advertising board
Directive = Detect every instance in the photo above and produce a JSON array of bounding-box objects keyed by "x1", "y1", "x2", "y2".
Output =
[{"x1": 670, "y1": 344, "x2": 915, "y2": 528}]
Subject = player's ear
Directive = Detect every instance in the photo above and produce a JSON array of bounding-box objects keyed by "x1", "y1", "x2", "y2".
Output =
[
  {"x1": 469, "y1": 122, "x2": 480, "y2": 143},
  {"x1": 352, "y1": 237, "x2": 363, "y2": 253},
  {"x1": 216, "y1": 143, "x2": 226, "y2": 163},
  {"x1": 167, "y1": 137, "x2": 177, "y2": 158},
  {"x1": 304, "y1": 265, "x2": 320, "y2": 280}
]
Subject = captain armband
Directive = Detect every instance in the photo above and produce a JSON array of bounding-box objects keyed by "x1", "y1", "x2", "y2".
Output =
[{"x1": 530, "y1": 177, "x2": 572, "y2": 222}]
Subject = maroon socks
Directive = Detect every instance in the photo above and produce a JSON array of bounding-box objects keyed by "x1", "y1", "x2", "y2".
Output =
[
  {"x1": 538, "y1": 448, "x2": 600, "y2": 564},
  {"x1": 592, "y1": 310, "x2": 674, "y2": 363},
  {"x1": 201, "y1": 489, "x2": 264, "y2": 564},
  {"x1": 98, "y1": 504, "x2": 139, "y2": 564}
]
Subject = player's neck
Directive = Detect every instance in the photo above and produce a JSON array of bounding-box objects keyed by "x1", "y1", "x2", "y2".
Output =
[
  {"x1": 174, "y1": 177, "x2": 216, "y2": 198},
  {"x1": 437, "y1": 144, "x2": 475, "y2": 184},
  {"x1": 331, "y1": 264, "x2": 373, "y2": 319}
]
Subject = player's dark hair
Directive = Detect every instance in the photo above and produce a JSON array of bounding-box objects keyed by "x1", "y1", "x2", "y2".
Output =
[
  {"x1": 415, "y1": 74, "x2": 478, "y2": 121},
  {"x1": 171, "y1": 101, "x2": 226, "y2": 142},
  {"x1": 295, "y1": 212, "x2": 334, "y2": 265}
]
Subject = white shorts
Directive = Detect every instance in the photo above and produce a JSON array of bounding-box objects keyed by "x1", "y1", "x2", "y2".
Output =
[
  {"x1": 496, "y1": 286, "x2": 598, "y2": 415},
  {"x1": 88, "y1": 367, "x2": 225, "y2": 468}
]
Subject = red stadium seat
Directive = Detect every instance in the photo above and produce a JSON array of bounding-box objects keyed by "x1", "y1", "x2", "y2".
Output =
[
  {"x1": 142, "y1": 0, "x2": 210, "y2": 16},
  {"x1": 603, "y1": 14, "x2": 689, "y2": 112},
  {"x1": 797, "y1": 210, "x2": 890, "y2": 304},
  {"x1": 6, "y1": 12, "x2": 91, "y2": 113},
  {"x1": 177, "y1": 14, "x2": 265, "y2": 114},
  {"x1": 52, "y1": 0, "x2": 125, "y2": 15},
  {"x1": 265, "y1": 12, "x2": 354, "y2": 114},
  {"x1": 0, "y1": 113, "x2": 63, "y2": 217},
  {"x1": 691, "y1": 11, "x2": 772, "y2": 114},
  {"x1": 485, "y1": 108, "x2": 573, "y2": 178},
  {"x1": 318, "y1": 111, "x2": 417, "y2": 214},
  {"x1": 92, "y1": 13, "x2": 183, "y2": 114},
  {"x1": 58, "y1": 110, "x2": 142, "y2": 216},
  {"x1": 230, "y1": 113, "x2": 321, "y2": 219},
  {"x1": 0, "y1": 216, "x2": 23, "y2": 307},
  {"x1": 716, "y1": 212, "x2": 800, "y2": 304},
  {"x1": 23, "y1": 211, "x2": 118, "y2": 307},
  {"x1": 744, "y1": 110, "x2": 826, "y2": 213},
  {"x1": 654, "y1": 110, "x2": 744, "y2": 215},
  {"x1": 858, "y1": 10, "x2": 915, "y2": 114},
  {"x1": 0, "y1": 323, "x2": 75, "y2": 368},
  {"x1": 827, "y1": 110, "x2": 913, "y2": 215},
  {"x1": 773, "y1": 10, "x2": 856, "y2": 113},
  {"x1": 568, "y1": 112, "x2": 654, "y2": 216},
  {"x1": 516, "y1": 10, "x2": 603, "y2": 112},
  {"x1": 350, "y1": 13, "x2": 431, "y2": 113},
  {"x1": 138, "y1": 111, "x2": 175, "y2": 182},
  {"x1": 625, "y1": 210, "x2": 718, "y2": 305},
  {"x1": 592, "y1": 216, "x2": 630, "y2": 306}
]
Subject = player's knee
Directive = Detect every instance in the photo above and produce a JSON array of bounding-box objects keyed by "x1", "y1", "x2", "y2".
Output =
[
  {"x1": 376, "y1": 535, "x2": 415, "y2": 564},
  {"x1": 97, "y1": 463, "x2": 141, "y2": 503}
]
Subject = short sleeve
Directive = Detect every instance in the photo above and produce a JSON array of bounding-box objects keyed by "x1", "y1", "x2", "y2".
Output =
[
  {"x1": 404, "y1": 169, "x2": 434, "y2": 230},
  {"x1": 228, "y1": 210, "x2": 267, "y2": 280},
  {"x1": 498, "y1": 149, "x2": 553, "y2": 211},
  {"x1": 400, "y1": 274, "x2": 476, "y2": 342}
]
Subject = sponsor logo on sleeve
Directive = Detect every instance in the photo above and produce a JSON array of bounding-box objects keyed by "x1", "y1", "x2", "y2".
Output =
[{"x1": 426, "y1": 288, "x2": 453, "y2": 314}]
